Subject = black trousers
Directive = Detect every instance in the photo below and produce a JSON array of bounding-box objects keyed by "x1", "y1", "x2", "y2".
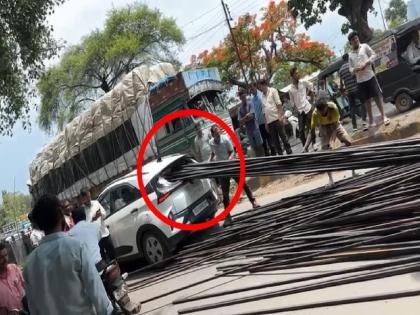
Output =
[
  {"x1": 267, "y1": 120, "x2": 292, "y2": 155},
  {"x1": 298, "y1": 109, "x2": 316, "y2": 146},
  {"x1": 99, "y1": 235, "x2": 116, "y2": 261},
  {"x1": 259, "y1": 124, "x2": 275, "y2": 156},
  {"x1": 347, "y1": 91, "x2": 367, "y2": 129},
  {"x1": 220, "y1": 177, "x2": 255, "y2": 211}
]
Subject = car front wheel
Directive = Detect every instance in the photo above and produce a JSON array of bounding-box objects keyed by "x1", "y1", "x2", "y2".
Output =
[{"x1": 141, "y1": 231, "x2": 170, "y2": 265}]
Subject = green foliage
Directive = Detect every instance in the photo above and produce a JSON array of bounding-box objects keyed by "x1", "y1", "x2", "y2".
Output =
[
  {"x1": 288, "y1": 0, "x2": 375, "y2": 42},
  {"x1": 388, "y1": 18, "x2": 404, "y2": 29},
  {"x1": 385, "y1": 0, "x2": 407, "y2": 25},
  {"x1": 192, "y1": 2, "x2": 334, "y2": 88},
  {"x1": 0, "y1": 191, "x2": 32, "y2": 227},
  {"x1": 272, "y1": 63, "x2": 317, "y2": 90},
  {"x1": 0, "y1": 0, "x2": 64, "y2": 136},
  {"x1": 37, "y1": 3, "x2": 185, "y2": 133}
]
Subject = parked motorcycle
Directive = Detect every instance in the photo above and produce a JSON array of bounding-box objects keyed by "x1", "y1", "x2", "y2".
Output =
[{"x1": 101, "y1": 260, "x2": 141, "y2": 315}]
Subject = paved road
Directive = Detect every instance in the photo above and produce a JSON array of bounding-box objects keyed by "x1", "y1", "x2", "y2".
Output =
[
  {"x1": 126, "y1": 169, "x2": 420, "y2": 315},
  {"x1": 123, "y1": 101, "x2": 416, "y2": 314}
]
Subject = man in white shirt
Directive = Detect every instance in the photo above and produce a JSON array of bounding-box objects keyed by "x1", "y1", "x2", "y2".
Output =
[
  {"x1": 79, "y1": 188, "x2": 116, "y2": 262},
  {"x1": 24, "y1": 194, "x2": 113, "y2": 315},
  {"x1": 69, "y1": 207, "x2": 103, "y2": 270},
  {"x1": 193, "y1": 123, "x2": 212, "y2": 162},
  {"x1": 348, "y1": 31, "x2": 390, "y2": 128},
  {"x1": 406, "y1": 30, "x2": 420, "y2": 65},
  {"x1": 209, "y1": 126, "x2": 259, "y2": 226},
  {"x1": 289, "y1": 67, "x2": 316, "y2": 146},
  {"x1": 257, "y1": 79, "x2": 293, "y2": 155}
]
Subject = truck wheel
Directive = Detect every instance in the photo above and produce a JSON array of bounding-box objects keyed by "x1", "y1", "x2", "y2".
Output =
[
  {"x1": 395, "y1": 93, "x2": 414, "y2": 113},
  {"x1": 141, "y1": 231, "x2": 170, "y2": 265}
]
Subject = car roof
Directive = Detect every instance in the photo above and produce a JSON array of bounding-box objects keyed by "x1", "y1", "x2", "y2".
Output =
[{"x1": 102, "y1": 154, "x2": 185, "y2": 193}]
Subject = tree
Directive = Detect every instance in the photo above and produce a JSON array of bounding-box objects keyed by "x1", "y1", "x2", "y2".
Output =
[
  {"x1": 385, "y1": 0, "x2": 407, "y2": 28},
  {"x1": 0, "y1": 191, "x2": 32, "y2": 227},
  {"x1": 190, "y1": 1, "x2": 334, "y2": 87},
  {"x1": 37, "y1": 3, "x2": 185, "y2": 132},
  {"x1": 288, "y1": 0, "x2": 375, "y2": 43},
  {"x1": 0, "y1": 0, "x2": 64, "y2": 136}
]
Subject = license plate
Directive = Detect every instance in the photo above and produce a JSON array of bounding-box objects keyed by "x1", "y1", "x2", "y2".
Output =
[{"x1": 193, "y1": 199, "x2": 209, "y2": 216}]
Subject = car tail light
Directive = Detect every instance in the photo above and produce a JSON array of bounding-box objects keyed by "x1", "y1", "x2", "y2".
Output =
[
  {"x1": 158, "y1": 192, "x2": 172, "y2": 204},
  {"x1": 156, "y1": 176, "x2": 184, "y2": 204}
]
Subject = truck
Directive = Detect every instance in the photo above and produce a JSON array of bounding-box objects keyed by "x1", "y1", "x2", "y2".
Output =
[{"x1": 28, "y1": 64, "x2": 228, "y2": 201}]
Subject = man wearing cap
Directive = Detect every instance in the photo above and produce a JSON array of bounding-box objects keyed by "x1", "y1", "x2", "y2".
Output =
[
  {"x1": 347, "y1": 31, "x2": 390, "y2": 129},
  {"x1": 237, "y1": 88, "x2": 264, "y2": 157},
  {"x1": 303, "y1": 91, "x2": 354, "y2": 187}
]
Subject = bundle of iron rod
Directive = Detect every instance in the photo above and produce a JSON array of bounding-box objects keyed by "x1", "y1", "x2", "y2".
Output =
[
  {"x1": 127, "y1": 143, "x2": 420, "y2": 313},
  {"x1": 169, "y1": 137, "x2": 420, "y2": 180}
]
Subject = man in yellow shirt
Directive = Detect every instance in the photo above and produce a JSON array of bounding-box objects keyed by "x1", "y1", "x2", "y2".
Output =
[{"x1": 303, "y1": 91, "x2": 354, "y2": 187}]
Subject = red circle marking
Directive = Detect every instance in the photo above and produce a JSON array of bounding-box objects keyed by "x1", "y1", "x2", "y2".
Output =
[{"x1": 136, "y1": 109, "x2": 245, "y2": 231}]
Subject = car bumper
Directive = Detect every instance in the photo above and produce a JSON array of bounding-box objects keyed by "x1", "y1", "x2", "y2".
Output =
[{"x1": 168, "y1": 191, "x2": 218, "y2": 250}]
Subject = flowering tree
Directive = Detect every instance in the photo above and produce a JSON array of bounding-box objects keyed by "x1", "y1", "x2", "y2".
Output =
[{"x1": 190, "y1": 1, "x2": 334, "y2": 87}]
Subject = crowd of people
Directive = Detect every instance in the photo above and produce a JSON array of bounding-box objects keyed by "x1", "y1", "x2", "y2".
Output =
[
  {"x1": 3, "y1": 28, "x2": 418, "y2": 315},
  {"x1": 0, "y1": 188, "x2": 124, "y2": 315},
  {"x1": 193, "y1": 32, "x2": 396, "y2": 222}
]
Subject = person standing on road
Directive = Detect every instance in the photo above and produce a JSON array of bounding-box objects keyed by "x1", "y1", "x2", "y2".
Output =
[
  {"x1": 237, "y1": 88, "x2": 264, "y2": 157},
  {"x1": 79, "y1": 188, "x2": 116, "y2": 262},
  {"x1": 348, "y1": 31, "x2": 390, "y2": 129},
  {"x1": 289, "y1": 67, "x2": 316, "y2": 147},
  {"x1": 339, "y1": 53, "x2": 367, "y2": 132},
  {"x1": 24, "y1": 194, "x2": 113, "y2": 315},
  {"x1": 258, "y1": 79, "x2": 293, "y2": 155},
  {"x1": 69, "y1": 207, "x2": 103, "y2": 270},
  {"x1": 251, "y1": 83, "x2": 275, "y2": 156},
  {"x1": 0, "y1": 241, "x2": 25, "y2": 315},
  {"x1": 303, "y1": 91, "x2": 355, "y2": 187},
  {"x1": 193, "y1": 123, "x2": 212, "y2": 162},
  {"x1": 209, "y1": 125, "x2": 259, "y2": 227}
]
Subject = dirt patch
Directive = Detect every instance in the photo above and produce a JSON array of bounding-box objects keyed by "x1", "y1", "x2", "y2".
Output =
[{"x1": 252, "y1": 174, "x2": 320, "y2": 198}]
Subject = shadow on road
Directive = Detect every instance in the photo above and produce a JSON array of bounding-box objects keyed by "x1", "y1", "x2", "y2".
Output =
[{"x1": 119, "y1": 223, "x2": 223, "y2": 273}]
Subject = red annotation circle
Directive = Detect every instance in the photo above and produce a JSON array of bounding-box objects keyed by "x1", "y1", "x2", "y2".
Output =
[{"x1": 136, "y1": 109, "x2": 246, "y2": 231}]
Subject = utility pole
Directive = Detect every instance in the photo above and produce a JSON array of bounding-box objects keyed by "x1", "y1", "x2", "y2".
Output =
[
  {"x1": 13, "y1": 176, "x2": 19, "y2": 234},
  {"x1": 377, "y1": 0, "x2": 388, "y2": 30},
  {"x1": 221, "y1": 0, "x2": 249, "y2": 86}
]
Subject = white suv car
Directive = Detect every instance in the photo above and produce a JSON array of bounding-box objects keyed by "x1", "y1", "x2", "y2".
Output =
[{"x1": 98, "y1": 154, "x2": 218, "y2": 265}]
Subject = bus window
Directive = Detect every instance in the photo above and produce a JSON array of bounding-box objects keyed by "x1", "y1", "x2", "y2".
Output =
[{"x1": 172, "y1": 118, "x2": 183, "y2": 132}]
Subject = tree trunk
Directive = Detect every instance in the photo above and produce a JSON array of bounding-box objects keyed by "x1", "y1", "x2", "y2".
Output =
[
  {"x1": 100, "y1": 79, "x2": 111, "y2": 93},
  {"x1": 339, "y1": 0, "x2": 374, "y2": 43}
]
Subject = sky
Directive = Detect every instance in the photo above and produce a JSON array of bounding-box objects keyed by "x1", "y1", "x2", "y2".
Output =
[{"x1": 0, "y1": 0, "x2": 388, "y2": 195}]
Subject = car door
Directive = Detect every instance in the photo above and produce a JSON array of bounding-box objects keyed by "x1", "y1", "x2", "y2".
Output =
[{"x1": 100, "y1": 190, "x2": 125, "y2": 255}]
